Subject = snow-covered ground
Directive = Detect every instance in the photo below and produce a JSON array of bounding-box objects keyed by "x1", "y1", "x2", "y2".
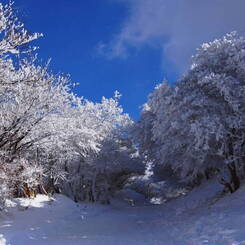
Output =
[{"x1": 1, "y1": 180, "x2": 245, "y2": 245}]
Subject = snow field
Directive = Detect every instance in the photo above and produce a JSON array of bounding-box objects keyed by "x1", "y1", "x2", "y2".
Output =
[{"x1": 1, "y1": 180, "x2": 245, "y2": 245}]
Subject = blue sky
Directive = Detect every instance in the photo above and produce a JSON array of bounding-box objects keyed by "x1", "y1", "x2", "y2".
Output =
[
  {"x1": 14, "y1": 0, "x2": 245, "y2": 119},
  {"x1": 13, "y1": 0, "x2": 169, "y2": 119}
]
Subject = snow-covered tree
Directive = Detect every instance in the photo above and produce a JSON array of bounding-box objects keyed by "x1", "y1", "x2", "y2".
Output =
[
  {"x1": 55, "y1": 93, "x2": 137, "y2": 203},
  {"x1": 175, "y1": 32, "x2": 245, "y2": 191},
  {"x1": 0, "y1": 2, "x2": 142, "y2": 208},
  {"x1": 0, "y1": 2, "x2": 41, "y2": 206},
  {"x1": 143, "y1": 33, "x2": 245, "y2": 192},
  {"x1": 28, "y1": 90, "x2": 139, "y2": 203},
  {"x1": 135, "y1": 81, "x2": 180, "y2": 180},
  {"x1": 0, "y1": 2, "x2": 76, "y2": 207},
  {"x1": 133, "y1": 103, "x2": 157, "y2": 162}
]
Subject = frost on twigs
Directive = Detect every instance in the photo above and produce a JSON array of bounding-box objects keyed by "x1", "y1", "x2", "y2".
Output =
[{"x1": 0, "y1": 1, "x2": 42, "y2": 56}]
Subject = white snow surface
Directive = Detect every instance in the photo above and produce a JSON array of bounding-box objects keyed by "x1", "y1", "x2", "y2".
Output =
[{"x1": 1, "y1": 180, "x2": 245, "y2": 245}]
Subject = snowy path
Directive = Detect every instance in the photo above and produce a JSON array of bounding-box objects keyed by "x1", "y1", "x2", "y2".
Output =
[{"x1": 1, "y1": 181, "x2": 245, "y2": 245}]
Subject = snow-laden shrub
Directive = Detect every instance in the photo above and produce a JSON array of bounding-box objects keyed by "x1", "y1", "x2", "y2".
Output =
[
  {"x1": 124, "y1": 174, "x2": 187, "y2": 202},
  {"x1": 124, "y1": 175, "x2": 152, "y2": 197},
  {"x1": 148, "y1": 181, "x2": 188, "y2": 201}
]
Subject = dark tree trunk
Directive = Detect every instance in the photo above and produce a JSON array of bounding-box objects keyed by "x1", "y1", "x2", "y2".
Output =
[
  {"x1": 218, "y1": 175, "x2": 234, "y2": 193},
  {"x1": 227, "y1": 162, "x2": 240, "y2": 192},
  {"x1": 226, "y1": 133, "x2": 240, "y2": 192},
  {"x1": 225, "y1": 182, "x2": 234, "y2": 193}
]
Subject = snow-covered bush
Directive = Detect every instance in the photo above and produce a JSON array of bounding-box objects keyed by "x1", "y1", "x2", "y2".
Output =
[
  {"x1": 124, "y1": 174, "x2": 187, "y2": 203},
  {"x1": 124, "y1": 175, "x2": 152, "y2": 197}
]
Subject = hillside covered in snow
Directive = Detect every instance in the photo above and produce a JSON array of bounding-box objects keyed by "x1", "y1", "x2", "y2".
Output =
[{"x1": 1, "y1": 180, "x2": 245, "y2": 245}]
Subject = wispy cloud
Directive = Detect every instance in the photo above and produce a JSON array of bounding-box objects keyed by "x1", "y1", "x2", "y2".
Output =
[{"x1": 100, "y1": 0, "x2": 245, "y2": 73}]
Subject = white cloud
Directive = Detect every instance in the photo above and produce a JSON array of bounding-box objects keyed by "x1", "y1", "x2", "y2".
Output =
[{"x1": 102, "y1": 0, "x2": 245, "y2": 73}]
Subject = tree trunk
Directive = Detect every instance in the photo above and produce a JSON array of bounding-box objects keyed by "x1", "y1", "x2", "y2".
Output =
[{"x1": 227, "y1": 162, "x2": 240, "y2": 192}]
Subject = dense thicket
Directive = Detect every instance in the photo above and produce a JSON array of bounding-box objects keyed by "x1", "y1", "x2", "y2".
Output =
[{"x1": 137, "y1": 33, "x2": 245, "y2": 192}]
